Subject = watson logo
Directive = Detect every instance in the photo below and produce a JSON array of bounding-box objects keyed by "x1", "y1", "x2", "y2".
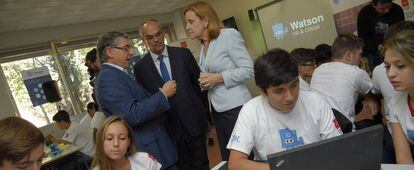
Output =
[
  {"x1": 272, "y1": 15, "x2": 325, "y2": 39},
  {"x1": 272, "y1": 22, "x2": 289, "y2": 40}
]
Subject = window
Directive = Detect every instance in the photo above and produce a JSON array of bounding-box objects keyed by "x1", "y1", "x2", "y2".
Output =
[
  {"x1": 59, "y1": 47, "x2": 95, "y2": 113},
  {"x1": 1, "y1": 55, "x2": 72, "y2": 127}
]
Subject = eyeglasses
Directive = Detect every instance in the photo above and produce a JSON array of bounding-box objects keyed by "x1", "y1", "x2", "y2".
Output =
[
  {"x1": 145, "y1": 31, "x2": 163, "y2": 41},
  {"x1": 112, "y1": 45, "x2": 133, "y2": 52}
]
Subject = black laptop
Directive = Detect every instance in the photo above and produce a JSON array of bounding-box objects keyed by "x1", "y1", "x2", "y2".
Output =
[{"x1": 268, "y1": 125, "x2": 384, "y2": 170}]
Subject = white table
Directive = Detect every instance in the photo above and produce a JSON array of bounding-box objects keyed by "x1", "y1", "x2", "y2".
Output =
[
  {"x1": 42, "y1": 144, "x2": 83, "y2": 166},
  {"x1": 381, "y1": 164, "x2": 414, "y2": 170},
  {"x1": 211, "y1": 161, "x2": 414, "y2": 170}
]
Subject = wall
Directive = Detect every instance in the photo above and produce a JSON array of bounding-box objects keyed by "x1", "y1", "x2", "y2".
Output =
[
  {"x1": 0, "y1": 68, "x2": 18, "y2": 120},
  {"x1": 173, "y1": 8, "x2": 188, "y2": 40},
  {"x1": 205, "y1": 0, "x2": 271, "y2": 58}
]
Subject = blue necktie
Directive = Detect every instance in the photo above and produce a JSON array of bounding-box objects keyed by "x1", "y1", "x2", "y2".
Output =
[{"x1": 158, "y1": 55, "x2": 171, "y2": 82}]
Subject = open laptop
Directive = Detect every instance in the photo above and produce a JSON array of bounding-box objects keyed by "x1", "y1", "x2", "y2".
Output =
[{"x1": 268, "y1": 125, "x2": 384, "y2": 170}]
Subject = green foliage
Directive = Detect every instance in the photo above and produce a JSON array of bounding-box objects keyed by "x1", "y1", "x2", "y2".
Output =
[{"x1": 0, "y1": 46, "x2": 94, "y2": 127}]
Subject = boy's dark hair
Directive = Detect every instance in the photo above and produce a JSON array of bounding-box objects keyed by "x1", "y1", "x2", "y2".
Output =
[
  {"x1": 85, "y1": 48, "x2": 97, "y2": 66},
  {"x1": 254, "y1": 48, "x2": 298, "y2": 92},
  {"x1": 384, "y1": 21, "x2": 414, "y2": 41},
  {"x1": 315, "y1": 44, "x2": 332, "y2": 65},
  {"x1": 52, "y1": 110, "x2": 71, "y2": 123},
  {"x1": 85, "y1": 48, "x2": 97, "y2": 78},
  {"x1": 290, "y1": 48, "x2": 315, "y2": 65},
  {"x1": 87, "y1": 102, "x2": 99, "y2": 111},
  {"x1": 372, "y1": 0, "x2": 392, "y2": 5},
  {"x1": 332, "y1": 34, "x2": 364, "y2": 59}
]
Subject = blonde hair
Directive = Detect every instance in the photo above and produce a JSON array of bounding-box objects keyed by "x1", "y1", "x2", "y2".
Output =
[
  {"x1": 184, "y1": 1, "x2": 224, "y2": 39},
  {"x1": 92, "y1": 115, "x2": 136, "y2": 170},
  {"x1": 383, "y1": 30, "x2": 414, "y2": 64},
  {"x1": 0, "y1": 117, "x2": 45, "y2": 166}
]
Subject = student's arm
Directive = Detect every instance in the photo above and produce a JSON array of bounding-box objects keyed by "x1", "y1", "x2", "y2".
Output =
[
  {"x1": 355, "y1": 69, "x2": 374, "y2": 95},
  {"x1": 354, "y1": 97, "x2": 378, "y2": 121},
  {"x1": 228, "y1": 150, "x2": 269, "y2": 170},
  {"x1": 391, "y1": 122, "x2": 414, "y2": 164}
]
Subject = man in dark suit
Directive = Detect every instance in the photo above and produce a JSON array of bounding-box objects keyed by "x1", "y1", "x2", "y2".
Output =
[
  {"x1": 94, "y1": 31, "x2": 178, "y2": 169},
  {"x1": 134, "y1": 19, "x2": 209, "y2": 170}
]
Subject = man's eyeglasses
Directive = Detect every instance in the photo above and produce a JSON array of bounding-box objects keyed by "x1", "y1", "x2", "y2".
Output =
[
  {"x1": 112, "y1": 45, "x2": 133, "y2": 52},
  {"x1": 145, "y1": 31, "x2": 163, "y2": 41}
]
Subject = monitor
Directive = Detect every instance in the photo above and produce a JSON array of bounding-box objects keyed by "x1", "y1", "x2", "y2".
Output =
[{"x1": 268, "y1": 125, "x2": 384, "y2": 170}]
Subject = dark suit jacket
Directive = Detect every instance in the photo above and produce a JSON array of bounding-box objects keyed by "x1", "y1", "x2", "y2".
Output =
[
  {"x1": 95, "y1": 64, "x2": 177, "y2": 168},
  {"x1": 134, "y1": 46, "x2": 208, "y2": 141}
]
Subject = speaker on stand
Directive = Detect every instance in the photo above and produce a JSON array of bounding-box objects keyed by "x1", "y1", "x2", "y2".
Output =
[{"x1": 42, "y1": 80, "x2": 62, "y2": 103}]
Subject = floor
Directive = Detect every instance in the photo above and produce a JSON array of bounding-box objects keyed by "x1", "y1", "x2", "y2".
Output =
[{"x1": 207, "y1": 127, "x2": 222, "y2": 168}]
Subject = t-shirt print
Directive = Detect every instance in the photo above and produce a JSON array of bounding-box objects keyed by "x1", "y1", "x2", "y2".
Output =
[{"x1": 279, "y1": 128, "x2": 304, "y2": 150}]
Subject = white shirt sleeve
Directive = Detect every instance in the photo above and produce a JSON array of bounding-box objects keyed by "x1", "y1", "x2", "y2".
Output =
[
  {"x1": 226, "y1": 103, "x2": 255, "y2": 155},
  {"x1": 371, "y1": 67, "x2": 381, "y2": 94},
  {"x1": 90, "y1": 112, "x2": 106, "y2": 130},
  {"x1": 355, "y1": 68, "x2": 373, "y2": 94},
  {"x1": 387, "y1": 98, "x2": 400, "y2": 123},
  {"x1": 131, "y1": 152, "x2": 162, "y2": 170},
  {"x1": 318, "y1": 96, "x2": 343, "y2": 139},
  {"x1": 148, "y1": 157, "x2": 162, "y2": 170},
  {"x1": 62, "y1": 128, "x2": 79, "y2": 143}
]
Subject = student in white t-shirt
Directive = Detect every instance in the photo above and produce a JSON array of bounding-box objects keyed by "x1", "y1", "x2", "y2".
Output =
[
  {"x1": 372, "y1": 21, "x2": 414, "y2": 127},
  {"x1": 80, "y1": 111, "x2": 92, "y2": 129},
  {"x1": 383, "y1": 30, "x2": 414, "y2": 164},
  {"x1": 45, "y1": 110, "x2": 95, "y2": 158},
  {"x1": 310, "y1": 34, "x2": 377, "y2": 122},
  {"x1": 86, "y1": 102, "x2": 106, "y2": 134},
  {"x1": 291, "y1": 48, "x2": 317, "y2": 91},
  {"x1": 227, "y1": 49, "x2": 342, "y2": 170},
  {"x1": 92, "y1": 115, "x2": 162, "y2": 170}
]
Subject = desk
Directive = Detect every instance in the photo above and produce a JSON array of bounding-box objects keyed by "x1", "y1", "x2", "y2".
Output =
[
  {"x1": 381, "y1": 164, "x2": 414, "y2": 170},
  {"x1": 42, "y1": 144, "x2": 82, "y2": 166},
  {"x1": 211, "y1": 161, "x2": 414, "y2": 170},
  {"x1": 211, "y1": 161, "x2": 227, "y2": 170}
]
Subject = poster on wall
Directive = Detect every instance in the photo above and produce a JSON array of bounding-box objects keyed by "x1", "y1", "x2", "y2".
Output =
[
  {"x1": 21, "y1": 67, "x2": 52, "y2": 107},
  {"x1": 256, "y1": 0, "x2": 338, "y2": 51},
  {"x1": 331, "y1": 0, "x2": 414, "y2": 35}
]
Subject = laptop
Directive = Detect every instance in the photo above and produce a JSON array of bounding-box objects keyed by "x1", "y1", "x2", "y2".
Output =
[{"x1": 268, "y1": 125, "x2": 384, "y2": 170}]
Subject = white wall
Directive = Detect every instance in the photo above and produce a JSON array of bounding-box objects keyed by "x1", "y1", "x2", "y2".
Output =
[
  {"x1": 173, "y1": 8, "x2": 188, "y2": 40},
  {"x1": 205, "y1": 0, "x2": 271, "y2": 58},
  {"x1": 0, "y1": 68, "x2": 18, "y2": 120}
]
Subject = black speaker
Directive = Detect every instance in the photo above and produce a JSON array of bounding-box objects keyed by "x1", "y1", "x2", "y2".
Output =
[
  {"x1": 42, "y1": 80, "x2": 62, "y2": 103},
  {"x1": 248, "y1": 9, "x2": 257, "y2": 21}
]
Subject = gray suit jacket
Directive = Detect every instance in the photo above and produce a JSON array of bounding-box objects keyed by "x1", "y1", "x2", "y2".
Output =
[{"x1": 200, "y1": 28, "x2": 254, "y2": 112}]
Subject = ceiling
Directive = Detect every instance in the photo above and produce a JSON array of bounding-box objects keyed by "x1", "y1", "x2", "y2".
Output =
[{"x1": 0, "y1": 0, "x2": 195, "y2": 33}]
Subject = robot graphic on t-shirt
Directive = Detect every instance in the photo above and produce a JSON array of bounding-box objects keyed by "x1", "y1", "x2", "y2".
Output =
[{"x1": 279, "y1": 128, "x2": 304, "y2": 150}]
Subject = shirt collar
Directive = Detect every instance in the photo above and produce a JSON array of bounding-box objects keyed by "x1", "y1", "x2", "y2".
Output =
[
  {"x1": 150, "y1": 46, "x2": 168, "y2": 62},
  {"x1": 103, "y1": 63, "x2": 125, "y2": 72}
]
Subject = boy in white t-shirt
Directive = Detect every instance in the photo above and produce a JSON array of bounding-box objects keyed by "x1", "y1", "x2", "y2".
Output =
[
  {"x1": 227, "y1": 49, "x2": 342, "y2": 170},
  {"x1": 46, "y1": 110, "x2": 95, "y2": 158},
  {"x1": 291, "y1": 48, "x2": 316, "y2": 91},
  {"x1": 310, "y1": 34, "x2": 376, "y2": 122},
  {"x1": 87, "y1": 102, "x2": 106, "y2": 133}
]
